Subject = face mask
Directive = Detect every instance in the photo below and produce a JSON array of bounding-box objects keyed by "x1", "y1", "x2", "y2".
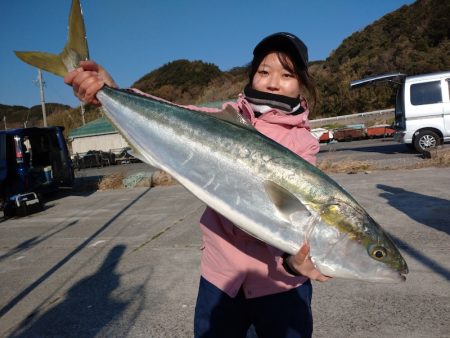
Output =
[{"x1": 244, "y1": 85, "x2": 304, "y2": 116}]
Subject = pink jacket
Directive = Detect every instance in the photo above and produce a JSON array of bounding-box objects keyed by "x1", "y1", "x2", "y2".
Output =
[
  {"x1": 130, "y1": 89, "x2": 320, "y2": 298},
  {"x1": 198, "y1": 94, "x2": 319, "y2": 299}
]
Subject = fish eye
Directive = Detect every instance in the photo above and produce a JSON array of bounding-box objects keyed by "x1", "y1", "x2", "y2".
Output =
[{"x1": 370, "y1": 246, "x2": 387, "y2": 260}]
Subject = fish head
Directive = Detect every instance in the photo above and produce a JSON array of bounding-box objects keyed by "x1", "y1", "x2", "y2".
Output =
[{"x1": 310, "y1": 202, "x2": 409, "y2": 283}]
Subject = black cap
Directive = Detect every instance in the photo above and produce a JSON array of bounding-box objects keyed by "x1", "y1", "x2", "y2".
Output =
[{"x1": 253, "y1": 32, "x2": 308, "y2": 68}]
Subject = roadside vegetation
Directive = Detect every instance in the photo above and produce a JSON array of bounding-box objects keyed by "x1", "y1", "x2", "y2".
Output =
[{"x1": 318, "y1": 146, "x2": 450, "y2": 173}]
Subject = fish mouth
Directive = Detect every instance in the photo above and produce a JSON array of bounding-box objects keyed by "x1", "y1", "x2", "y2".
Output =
[
  {"x1": 397, "y1": 261, "x2": 409, "y2": 278},
  {"x1": 398, "y1": 267, "x2": 408, "y2": 282},
  {"x1": 364, "y1": 265, "x2": 408, "y2": 283},
  {"x1": 384, "y1": 269, "x2": 408, "y2": 283},
  {"x1": 367, "y1": 272, "x2": 406, "y2": 283},
  {"x1": 388, "y1": 263, "x2": 409, "y2": 282}
]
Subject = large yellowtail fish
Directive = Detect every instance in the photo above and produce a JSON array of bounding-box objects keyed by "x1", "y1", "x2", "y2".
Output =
[{"x1": 15, "y1": 0, "x2": 408, "y2": 282}]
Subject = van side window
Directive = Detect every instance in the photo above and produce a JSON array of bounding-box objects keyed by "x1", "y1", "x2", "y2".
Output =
[{"x1": 410, "y1": 81, "x2": 442, "y2": 105}]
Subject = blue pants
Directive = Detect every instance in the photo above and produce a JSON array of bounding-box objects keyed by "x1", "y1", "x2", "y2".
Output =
[{"x1": 194, "y1": 277, "x2": 313, "y2": 338}]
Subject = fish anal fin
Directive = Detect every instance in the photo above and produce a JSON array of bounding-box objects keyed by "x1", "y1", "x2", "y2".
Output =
[
  {"x1": 126, "y1": 148, "x2": 143, "y2": 162},
  {"x1": 127, "y1": 149, "x2": 159, "y2": 168}
]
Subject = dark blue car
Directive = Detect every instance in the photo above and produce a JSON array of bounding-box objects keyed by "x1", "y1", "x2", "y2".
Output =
[{"x1": 0, "y1": 126, "x2": 74, "y2": 217}]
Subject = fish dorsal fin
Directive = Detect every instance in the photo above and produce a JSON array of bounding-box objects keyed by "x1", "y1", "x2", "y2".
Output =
[
  {"x1": 213, "y1": 105, "x2": 255, "y2": 130},
  {"x1": 264, "y1": 180, "x2": 314, "y2": 231},
  {"x1": 14, "y1": 0, "x2": 89, "y2": 76}
]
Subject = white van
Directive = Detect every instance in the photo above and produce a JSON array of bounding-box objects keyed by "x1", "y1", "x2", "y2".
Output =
[{"x1": 351, "y1": 71, "x2": 450, "y2": 153}]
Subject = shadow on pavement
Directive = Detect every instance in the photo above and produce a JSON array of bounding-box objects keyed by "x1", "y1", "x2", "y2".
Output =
[
  {"x1": 0, "y1": 188, "x2": 151, "y2": 320},
  {"x1": 377, "y1": 184, "x2": 450, "y2": 235},
  {"x1": 377, "y1": 184, "x2": 450, "y2": 281},
  {"x1": 8, "y1": 245, "x2": 128, "y2": 338},
  {"x1": 320, "y1": 142, "x2": 413, "y2": 155},
  {"x1": 389, "y1": 234, "x2": 450, "y2": 282},
  {"x1": 0, "y1": 220, "x2": 79, "y2": 263}
]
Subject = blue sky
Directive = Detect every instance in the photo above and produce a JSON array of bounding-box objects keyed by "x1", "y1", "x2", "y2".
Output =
[{"x1": 0, "y1": 0, "x2": 415, "y2": 108}]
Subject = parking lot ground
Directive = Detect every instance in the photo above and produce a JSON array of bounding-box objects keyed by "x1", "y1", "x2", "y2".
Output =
[{"x1": 0, "y1": 167, "x2": 449, "y2": 337}]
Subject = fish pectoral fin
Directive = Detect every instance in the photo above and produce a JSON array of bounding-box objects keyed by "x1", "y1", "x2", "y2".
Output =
[
  {"x1": 213, "y1": 106, "x2": 255, "y2": 130},
  {"x1": 263, "y1": 180, "x2": 311, "y2": 222}
]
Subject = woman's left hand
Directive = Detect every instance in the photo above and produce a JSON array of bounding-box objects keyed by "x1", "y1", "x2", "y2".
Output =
[
  {"x1": 64, "y1": 60, "x2": 117, "y2": 105},
  {"x1": 288, "y1": 243, "x2": 331, "y2": 282}
]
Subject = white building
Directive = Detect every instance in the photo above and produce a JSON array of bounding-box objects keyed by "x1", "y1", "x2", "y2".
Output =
[{"x1": 68, "y1": 117, "x2": 129, "y2": 154}]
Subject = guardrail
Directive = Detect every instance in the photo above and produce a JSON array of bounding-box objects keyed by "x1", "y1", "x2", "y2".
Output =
[{"x1": 310, "y1": 108, "x2": 394, "y2": 128}]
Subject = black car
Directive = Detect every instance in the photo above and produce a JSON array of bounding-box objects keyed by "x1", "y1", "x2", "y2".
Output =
[{"x1": 0, "y1": 126, "x2": 74, "y2": 216}]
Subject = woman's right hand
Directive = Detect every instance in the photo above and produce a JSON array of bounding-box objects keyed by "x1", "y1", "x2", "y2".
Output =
[
  {"x1": 64, "y1": 60, "x2": 118, "y2": 105},
  {"x1": 289, "y1": 243, "x2": 331, "y2": 282}
]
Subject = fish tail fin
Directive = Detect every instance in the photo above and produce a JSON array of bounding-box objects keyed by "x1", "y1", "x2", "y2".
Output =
[
  {"x1": 14, "y1": 0, "x2": 89, "y2": 77},
  {"x1": 14, "y1": 51, "x2": 68, "y2": 77}
]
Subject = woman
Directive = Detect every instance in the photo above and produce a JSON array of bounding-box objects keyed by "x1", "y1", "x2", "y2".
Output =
[{"x1": 65, "y1": 32, "x2": 329, "y2": 338}]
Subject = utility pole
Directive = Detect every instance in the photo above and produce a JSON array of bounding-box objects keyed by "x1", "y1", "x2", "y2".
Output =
[
  {"x1": 80, "y1": 102, "x2": 86, "y2": 125},
  {"x1": 37, "y1": 69, "x2": 48, "y2": 127},
  {"x1": 3, "y1": 115, "x2": 6, "y2": 130}
]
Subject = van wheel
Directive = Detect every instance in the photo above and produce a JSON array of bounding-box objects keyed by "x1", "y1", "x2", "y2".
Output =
[{"x1": 414, "y1": 130, "x2": 440, "y2": 153}]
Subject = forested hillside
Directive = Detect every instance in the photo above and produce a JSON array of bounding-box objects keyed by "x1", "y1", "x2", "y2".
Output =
[
  {"x1": 133, "y1": 60, "x2": 223, "y2": 104},
  {"x1": 133, "y1": 0, "x2": 448, "y2": 116},
  {"x1": 312, "y1": 0, "x2": 449, "y2": 116},
  {"x1": 2, "y1": 0, "x2": 448, "y2": 132},
  {"x1": 0, "y1": 103, "x2": 71, "y2": 129}
]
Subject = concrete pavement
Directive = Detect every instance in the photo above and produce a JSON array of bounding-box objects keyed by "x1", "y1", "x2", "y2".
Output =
[{"x1": 0, "y1": 167, "x2": 449, "y2": 337}]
